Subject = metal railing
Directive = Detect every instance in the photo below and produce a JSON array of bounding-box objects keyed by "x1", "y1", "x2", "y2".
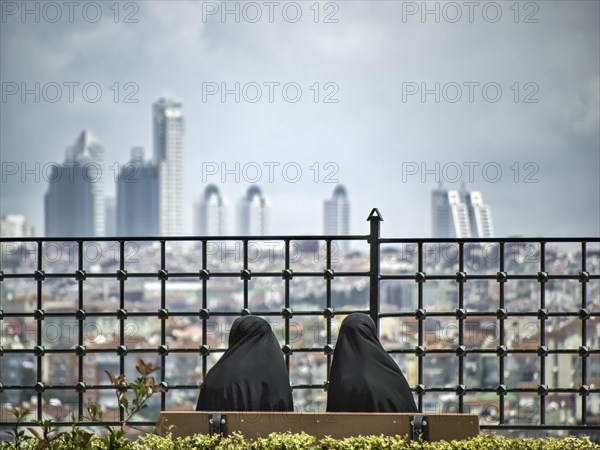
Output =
[{"x1": 0, "y1": 208, "x2": 598, "y2": 437}]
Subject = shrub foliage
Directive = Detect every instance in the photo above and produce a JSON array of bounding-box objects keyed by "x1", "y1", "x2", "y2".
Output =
[{"x1": 0, "y1": 432, "x2": 599, "y2": 450}]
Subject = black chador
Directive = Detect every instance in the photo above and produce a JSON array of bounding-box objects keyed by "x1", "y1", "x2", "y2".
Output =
[
  {"x1": 327, "y1": 313, "x2": 418, "y2": 412},
  {"x1": 196, "y1": 315, "x2": 293, "y2": 411}
]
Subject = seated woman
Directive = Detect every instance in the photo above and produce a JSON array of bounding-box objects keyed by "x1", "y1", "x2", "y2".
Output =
[
  {"x1": 326, "y1": 313, "x2": 417, "y2": 412},
  {"x1": 196, "y1": 315, "x2": 293, "y2": 411}
]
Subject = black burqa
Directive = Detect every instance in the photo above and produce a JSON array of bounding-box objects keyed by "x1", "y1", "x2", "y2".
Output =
[
  {"x1": 195, "y1": 315, "x2": 293, "y2": 411},
  {"x1": 326, "y1": 313, "x2": 418, "y2": 412}
]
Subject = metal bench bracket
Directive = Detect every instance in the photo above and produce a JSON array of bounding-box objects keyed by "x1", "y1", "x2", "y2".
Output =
[
  {"x1": 410, "y1": 415, "x2": 430, "y2": 442},
  {"x1": 209, "y1": 413, "x2": 228, "y2": 436}
]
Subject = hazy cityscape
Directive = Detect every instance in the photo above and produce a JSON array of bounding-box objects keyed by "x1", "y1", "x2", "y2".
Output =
[
  {"x1": 1, "y1": 116, "x2": 598, "y2": 434},
  {"x1": 1, "y1": 97, "x2": 498, "y2": 241},
  {"x1": 1, "y1": 0, "x2": 598, "y2": 443}
]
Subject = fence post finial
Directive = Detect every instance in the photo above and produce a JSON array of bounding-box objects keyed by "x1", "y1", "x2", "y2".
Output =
[
  {"x1": 367, "y1": 208, "x2": 382, "y2": 335},
  {"x1": 367, "y1": 208, "x2": 384, "y2": 222}
]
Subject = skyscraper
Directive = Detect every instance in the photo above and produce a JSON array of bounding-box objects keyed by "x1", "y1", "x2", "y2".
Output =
[
  {"x1": 237, "y1": 186, "x2": 270, "y2": 235},
  {"x1": 153, "y1": 98, "x2": 184, "y2": 236},
  {"x1": 194, "y1": 184, "x2": 227, "y2": 236},
  {"x1": 323, "y1": 185, "x2": 350, "y2": 251},
  {"x1": 116, "y1": 147, "x2": 159, "y2": 236},
  {"x1": 432, "y1": 187, "x2": 471, "y2": 238},
  {"x1": 464, "y1": 191, "x2": 494, "y2": 238},
  {"x1": 44, "y1": 131, "x2": 105, "y2": 236},
  {"x1": 431, "y1": 185, "x2": 494, "y2": 238}
]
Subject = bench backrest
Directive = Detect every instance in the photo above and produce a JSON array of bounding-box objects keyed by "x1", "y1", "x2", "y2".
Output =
[{"x1": 156, "y1": 412, "x2": 480, "y2": 442}]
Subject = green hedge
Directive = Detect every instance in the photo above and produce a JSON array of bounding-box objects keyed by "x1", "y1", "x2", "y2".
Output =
[{"x1": 1, "y1": 432, "x2": 599, "y2": 450}]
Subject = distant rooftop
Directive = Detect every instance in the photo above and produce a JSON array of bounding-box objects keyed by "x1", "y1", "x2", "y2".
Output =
[{"x1": 332, "y1": 185, "x2": 348, "y2": 198}]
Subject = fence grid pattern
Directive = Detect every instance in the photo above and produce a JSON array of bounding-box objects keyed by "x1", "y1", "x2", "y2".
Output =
[{"x1": 0, "y1": 208, "x2": 599, "y2": 433}]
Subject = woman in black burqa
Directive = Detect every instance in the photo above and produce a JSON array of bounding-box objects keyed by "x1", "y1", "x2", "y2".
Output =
[
  {"x1": 326, "y1": 313, "x2": 418, "y2": 412},
  {"x1": 195, "y1": 315, "x2": 293, "y2": 411}
]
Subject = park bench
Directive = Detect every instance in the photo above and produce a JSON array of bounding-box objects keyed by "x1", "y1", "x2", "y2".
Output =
[{"x1": 156, "y1": 412, "x2": 480, "y2": 442}]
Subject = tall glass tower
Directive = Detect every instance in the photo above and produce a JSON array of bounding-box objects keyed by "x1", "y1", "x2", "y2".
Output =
[
  {"x1": 116, "y1": 147, "x2": 159, "y2": 236},
  {"x1": 323, "y1": 185, "x2": 350, "y2": 252},
  {"x1": 195, "y1": 184, "x2": 227, "y2": 236},
  {"x1": 237, "y1": 186, "x2": 270, "y2": 235},
  {"x1": 153, "y1": 98, "x2": 184, "y2": 236},
  {"x1": 44, "y1": 130, "x2": 105, "y2": 236},
  {"x1": 431, "y1": 185, "x2": 494, "y2": 238}
]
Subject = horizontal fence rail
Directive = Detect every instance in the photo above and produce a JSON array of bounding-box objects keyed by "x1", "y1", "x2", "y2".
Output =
[{"x1": 0, "y1": 209, "x2": 599, "y2": 438}]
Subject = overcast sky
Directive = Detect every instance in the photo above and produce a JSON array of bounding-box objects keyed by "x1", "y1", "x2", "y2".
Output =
[{"x1": 1, "y1": 0, "x2": 599, "y2": 238}]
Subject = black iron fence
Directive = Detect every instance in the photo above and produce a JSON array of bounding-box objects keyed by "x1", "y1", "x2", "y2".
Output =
[{"x1": 0, "y1": 208, "x2": 599, "y2": 437}]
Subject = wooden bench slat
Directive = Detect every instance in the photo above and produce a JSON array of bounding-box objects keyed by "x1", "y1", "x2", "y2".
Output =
[{"x1": 157, "y1": 412, "x2": 480, "y2": 441}]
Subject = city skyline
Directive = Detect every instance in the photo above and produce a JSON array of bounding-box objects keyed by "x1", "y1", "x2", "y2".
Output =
[
  {"x1": 1, "y1": 2, "x2": 598, "y2": 238},
  {"x1": 25, "y1": 115, "x2": 498, "y2": 240},
  {"x1": 17, "y1": 105, "x2": 367, "y2": 238},
  {"x1": 1, "y1": 1, "x2": 598, "y2": 441},
  {"x1": 0, "y1": 102, "x2": 534, "y2": 238},
  {"x1": 0, "y1": 113, "x2": 586, "y2": 239}
]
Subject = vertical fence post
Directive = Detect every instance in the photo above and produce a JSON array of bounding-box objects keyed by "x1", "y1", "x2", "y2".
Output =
[{"x1": 367, "y1": 208, "x2": 383, "y2": 335}]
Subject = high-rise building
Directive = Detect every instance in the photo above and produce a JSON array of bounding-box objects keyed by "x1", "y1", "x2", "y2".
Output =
[
  {"x1": 0, "y1": 215, "x2": 34, "y2": 237},
  {"x1": 323, "y1": 185, "x2": 350, "y2": 251},
  {"x1": 194, "y1": 184, "x2": 227, "y2": 236},
  {"x1": 432, "y1": 188, "x2": 471, "y2": 238},
  {"x1": 464, "y1": 191, "x2": 494, "y2": 238},
  {"x1": 116, "y1": 148, "x2": 159, "y2": 236},
  {"x1": 431, "y1": 185, "x2": 494, "y2": 238},
  {"x1": 153, "y1": 98, "x2": 184, "y2": 236},
  {"x1": 237, "y1": 186, "x2": 270, "y2": 235},
  {"x1": 44, "y1": 131, "x2": 105, "y2": 236}
]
